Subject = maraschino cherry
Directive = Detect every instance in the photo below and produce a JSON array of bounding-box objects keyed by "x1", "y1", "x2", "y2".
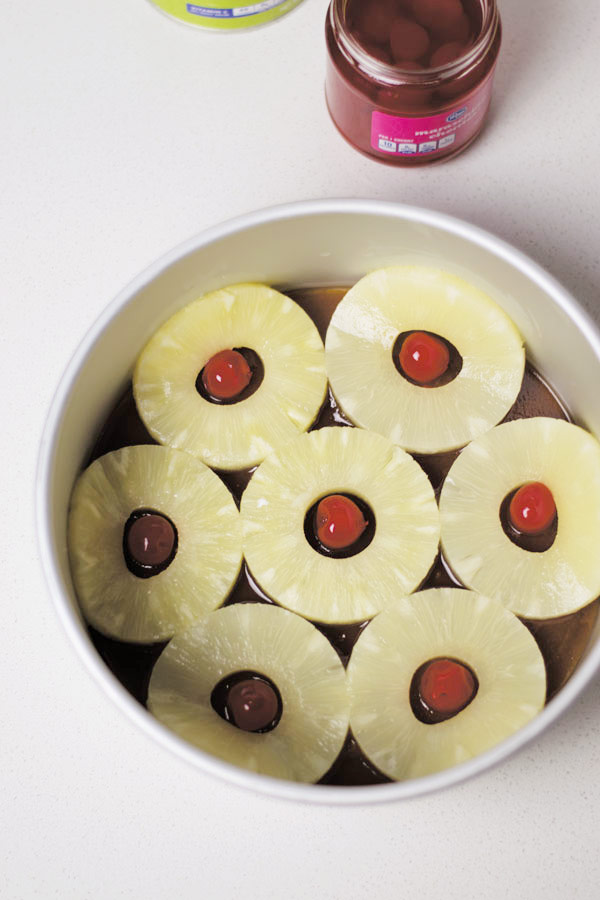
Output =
[
  {"x1": 227, "y1": 678, "x2": 280, "y2": 733},
  {"x1": 509, "y1": 482, "x2": 557, "y2": 535},
  {"x1": 399, "y1": 331, "x2": 450, "y2": 384},
  {"x1": 316, "y1": 494, "x2": 368, "y2": 550},
  {"x1": 419, "y1": 658, "x2": 476, "y2": 715},
  {"x1": 202, "y1": 349, "x2": 252, "y2": 400},
  {"x1": 126, "y1": 513, "x2": 175, "y2": 568}
]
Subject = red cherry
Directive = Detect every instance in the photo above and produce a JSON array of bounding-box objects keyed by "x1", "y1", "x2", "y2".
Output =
[
  {"x1": 509, "y1": 482, "x2": 557, "y2": 535},
  {"x1": 419, "y1": 658, "x2": 475, "y2": 715},
  {"x1": 399, "y1": 331, "x2": 450, "y2": 384},
  {"x1": 412, "y1": 0, "x2": 463, "y2": 30},
  {"x1": 316, "y1": 494, "x2": 368, "y2": 550},
  {"x1": 434, "y1": 10, "x2": 470, "y2": 43},
  {"x1": 390, "y1": 17, "x2": 431, "y2": 62},
  {"x1": 429, "y1": 40, "x2": 467, "y2": 66},
  {"x1": 361, "y1": 39, "x2": 394, "y2": 64},
  {"x1": 355, "y1": 0, "x2": 398, "y2": 44},
  {"x1": 202, "y1": 349, "x2": 252, "y2": 400}
]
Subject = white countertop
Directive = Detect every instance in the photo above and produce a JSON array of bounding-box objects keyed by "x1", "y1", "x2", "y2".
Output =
[{"x1": 3, "y1": 0, "x2": 600, "y2": 896}]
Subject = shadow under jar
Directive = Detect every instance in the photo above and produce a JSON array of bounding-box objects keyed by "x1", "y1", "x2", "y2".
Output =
[{"x1": 325, "y1": 0, "x2": 501, "y2": 165}]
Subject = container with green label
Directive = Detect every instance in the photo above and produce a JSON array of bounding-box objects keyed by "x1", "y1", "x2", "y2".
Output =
[{"x1": 148, "y1": 0, "x2": 304, "y2": 29}]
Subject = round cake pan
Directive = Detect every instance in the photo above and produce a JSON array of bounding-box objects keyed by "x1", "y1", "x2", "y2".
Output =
[{"x1": 37, "y1": 199, "x2": 600, "y2": 804}]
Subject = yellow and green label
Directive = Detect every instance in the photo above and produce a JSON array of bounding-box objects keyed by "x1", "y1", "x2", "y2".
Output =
[{"x1": 149, "y1": 0, "x2": 304, "y2": 29}]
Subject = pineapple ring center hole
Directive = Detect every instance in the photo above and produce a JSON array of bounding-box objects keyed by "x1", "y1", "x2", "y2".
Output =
[
  {"x1": 499, "y1": 484, "x2": 558, "y2": 553},
  {"x1": 210, "y1": 670, "x2": 283, "y2": 733},
  {"x1": 392, "y1": 330, "x2": 462, "y2": 387},
  {"x1": 196, "y1": 347, "x2": 264, "y2": 404},
  {"x1": 410, "y1": 657, "x2": 479, "y2": 724},
  {"x1": 304, "y1": 493, "x2": 376, "y2": 558},
  {"x1": 123, "y1": 508, "x2": 178, "y2": 578}
]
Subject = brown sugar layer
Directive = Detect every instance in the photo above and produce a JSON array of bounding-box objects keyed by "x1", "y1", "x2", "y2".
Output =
[
  {"x1": 84, "y1": 285, "x2": 597, "y2": 785},
  {"x1": 524, "y1": 600, "x2": 599, "y2": 702}
]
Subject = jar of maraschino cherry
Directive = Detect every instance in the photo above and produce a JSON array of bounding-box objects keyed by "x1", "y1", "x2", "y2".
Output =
[{"x1": 325, "y1": 0, "x2": 501, "y2": 165}]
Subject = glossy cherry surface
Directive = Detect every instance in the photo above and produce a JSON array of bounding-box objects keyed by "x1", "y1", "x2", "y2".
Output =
[
  {"x1": 316, "y1": 494, "x2": 369, "y2": 550},
  {"x1": 227, "y1": 678, "x2": 281, "y2": 732},
  {"x1": 201, "y1": 349, "x2": 252, "y2": 400},
  {"x1": 419, "y1": 658, "x2": 476, "y2": 715},
  {"x1": 509, "y1": 482, "x2": 557, "y2": 535},
  {"x1": 399, "y1": 331, "x2": 450, "y2": 384}
]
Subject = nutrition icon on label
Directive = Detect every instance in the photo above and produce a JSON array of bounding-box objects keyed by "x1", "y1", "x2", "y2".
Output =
[
  {"x1": 418, "y1": 141, "x2": 437, "y2": 153},
  {"x1": 439, "y1": 134, "x2": 456, "y2": 149}
]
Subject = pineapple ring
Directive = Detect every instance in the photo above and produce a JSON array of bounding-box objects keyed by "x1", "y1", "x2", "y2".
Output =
[
  {"x1": 241, "y1": 427, "x2": 440, "y2": 623},
  {"x1": 347, "y1": 588, "x2": 546, "y2": 781},
  {"x1": 68, "y1": 445, "x2": 243, "y2": 642},
  {"x1": 147, "y1": 604, "x2": 350, "y2": 783},
  {"x1": 440, "y1": 418, "x2": 600, "y2": 619},
  {"x1": 325, "y1": 266, "x2": 525, "y2": 453},
  {"x1": 133, "y1": 283, "x2": 328, "y2": 470}
]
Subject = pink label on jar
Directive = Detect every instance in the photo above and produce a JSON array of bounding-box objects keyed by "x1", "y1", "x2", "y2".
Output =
[{"x1": 371, "y1": 74, "x2": 494, "y2": 157}]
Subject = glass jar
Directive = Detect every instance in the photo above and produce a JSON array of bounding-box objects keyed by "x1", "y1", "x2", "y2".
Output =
[
  {"x1": 325, "y1": 0, "x2": 501, "y2": 165},
  {"x1": 148, "y1": 0, "x2": 304, "y2": 30}
]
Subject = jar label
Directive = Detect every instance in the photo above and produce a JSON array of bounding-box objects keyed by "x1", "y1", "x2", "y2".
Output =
[
  {"x1": 186, "y1": 0, "x2": 288, "y2": 17},
  {"x1": 371, "y1": 74, "x2": 494, "y2": 158},
  {"x1": 150, "y1": 0, "x2": 301, "y2": 27}
]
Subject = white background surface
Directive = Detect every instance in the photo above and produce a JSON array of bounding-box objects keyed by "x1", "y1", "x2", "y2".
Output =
[{"x1": 2, "y1": 0, "x2": 600, "y2": 897}]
